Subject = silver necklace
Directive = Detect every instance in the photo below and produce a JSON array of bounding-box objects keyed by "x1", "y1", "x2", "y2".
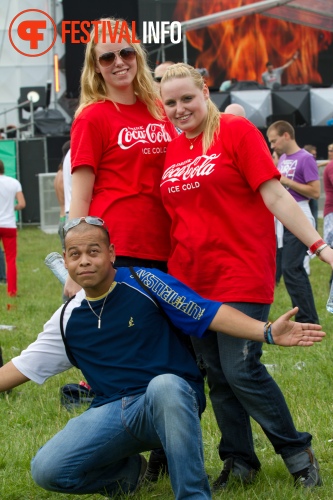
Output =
[{"x1": 86, "y1": 283, "x2": 115, "y2": 329}]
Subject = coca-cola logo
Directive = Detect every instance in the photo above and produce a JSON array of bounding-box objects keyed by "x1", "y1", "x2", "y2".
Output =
[
  {"x1": 118, "y1": 123, "x2": 172, "y2": 150},
  {"x1": 160, "y1": 153, "x2": 220, "y2": 185}
]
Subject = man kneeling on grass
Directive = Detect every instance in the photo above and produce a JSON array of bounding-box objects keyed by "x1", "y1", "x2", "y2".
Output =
[{"x1": 0, "y1": 217, "x2": 325, "y2": 499}]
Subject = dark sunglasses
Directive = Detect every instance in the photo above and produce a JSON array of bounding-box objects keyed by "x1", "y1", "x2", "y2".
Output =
[
  {"x1": 63, "y1": 216, "x2": 110, "y2": 240},
  {"x1": 98, "y1": 47, "x2": 136, "y2": 67},
  {"x1": 154, "y1": 76, "x2": 162, "y2": 83}
]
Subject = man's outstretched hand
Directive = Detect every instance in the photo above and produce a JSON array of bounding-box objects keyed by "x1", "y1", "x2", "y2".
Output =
[{"x1": 271, "y1": 307, "x2": 325, "y2": 346}]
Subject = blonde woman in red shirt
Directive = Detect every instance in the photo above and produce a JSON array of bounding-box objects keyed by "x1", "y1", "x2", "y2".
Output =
[{"x1": 160, "y1": 63, "x2": 332, "y2": 491}]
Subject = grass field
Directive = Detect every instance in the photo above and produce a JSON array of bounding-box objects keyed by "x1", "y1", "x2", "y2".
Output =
[{"x1": 0, "y1": 225, "x2": 333, "y2": 499}]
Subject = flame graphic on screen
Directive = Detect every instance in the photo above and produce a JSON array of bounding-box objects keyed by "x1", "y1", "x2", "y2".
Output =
[{"x1": 174, "y1": 0, "x2": 333, "y2": 87}]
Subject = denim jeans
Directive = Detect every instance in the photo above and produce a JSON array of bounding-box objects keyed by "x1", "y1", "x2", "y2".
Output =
[
  {"x1": 191, "y1": 302, "x2": 312, "y2": 472},
  {"x1": 282, "y1": 228, "x2": 319, "y2": 323},
  {"x1": 0, "y1": 246, "x2": 6, "y2": 281},
  {"x1": 31, "y1": 374, "x2": 211, "y2": 499}
]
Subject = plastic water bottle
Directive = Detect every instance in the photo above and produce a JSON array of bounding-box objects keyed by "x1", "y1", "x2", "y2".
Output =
[
  {"x1": 44, "y1": 252, "x2": 68, "y2": 285},
  {"x1": 326, "y1": 281, "x2": 333, "y2": 313}
]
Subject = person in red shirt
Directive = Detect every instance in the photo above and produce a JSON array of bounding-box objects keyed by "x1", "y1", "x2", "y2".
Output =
[
  {"x1": 0, "y1": 159, "x2": 26, "y2": 296},
  {"x1": 65, "y1": 17, "x2": 177, "y2": 298},
  {"x1": 160, "y1": 63, "x2": 333, "y2": 491}
]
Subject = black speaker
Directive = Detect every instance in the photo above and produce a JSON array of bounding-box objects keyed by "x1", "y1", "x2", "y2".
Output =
[
  {"x1": 18, "y1": 138, "x2": 47, "y2": 223},
  {"x1": 230, "y1": 80, "x2": 266, "y2": 91},
  {"x1": 271, "y1": 90, "x2": 311, "y2": 126},
  {"x1": 266, "y1": 113, "x2": 296, "y2": 128},
  {"x1": 46, "y1": 135, "x2": 70, "y2": 173},
  {"x1": 210, "y1": 92, "x2": 231, "y2": 111},
  {"x1": 17, "y1": 87, "x2": 47, "y2": 124},
  {"x1": 281, "y1": 84, "x2": 311, "y2": 91},
  {"x1": 46, "y1": 81, "x2": 52, "y2": 108},
  {"x1": 18, "y1": 87, "x2": 46, "y2": 111}
]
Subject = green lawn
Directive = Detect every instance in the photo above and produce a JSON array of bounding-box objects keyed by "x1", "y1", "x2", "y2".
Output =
[{"x1": 0, "y1": 225, "x2": 332, "y2": 499}]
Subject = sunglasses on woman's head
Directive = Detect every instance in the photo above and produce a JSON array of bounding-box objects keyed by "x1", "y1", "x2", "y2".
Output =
[{"x1": 98, "y1": 47, "x2": 136, "y2": 67}]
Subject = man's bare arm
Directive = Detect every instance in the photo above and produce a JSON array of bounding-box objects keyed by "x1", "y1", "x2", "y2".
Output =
[
  {"x1": 0, "y1": 361, "x2": 30, "y2": 392},
  {"x1": 209, "y1": 305, "x2": 325, "y2": 346}
]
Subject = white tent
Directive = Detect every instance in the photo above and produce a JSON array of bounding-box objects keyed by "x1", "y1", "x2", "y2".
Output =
[{"x1": 0, "y1": 0, "x2": 67, "y2": 129}]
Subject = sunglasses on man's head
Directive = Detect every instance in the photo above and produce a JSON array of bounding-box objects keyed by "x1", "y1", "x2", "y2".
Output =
[
  {"x1": 63, "y1": 216, "x2": 110, "y2": 240},
  {"x1": 98, "y1": 47, "x2": 136, "y2": 67}
]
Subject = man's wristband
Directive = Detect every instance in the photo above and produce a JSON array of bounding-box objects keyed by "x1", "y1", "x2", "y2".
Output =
[{"x1": 264, "y1": 321, "x2": 275, "y2": 344}]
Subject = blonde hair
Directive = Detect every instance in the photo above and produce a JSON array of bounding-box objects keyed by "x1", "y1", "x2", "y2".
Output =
[
  {"x1": 75, "y1": 18, "x2": 162, "y2": 120},
  {"x1": 161, "y1": 63, "x2": 220, "y2": 154}
]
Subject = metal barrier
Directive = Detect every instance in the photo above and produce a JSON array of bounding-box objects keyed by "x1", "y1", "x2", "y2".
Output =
[{"x1": 0, "y1": 99, "x2": 36, "y2": 139}]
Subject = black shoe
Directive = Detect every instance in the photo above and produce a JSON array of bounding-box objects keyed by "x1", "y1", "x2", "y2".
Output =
[
  {"x1": 212, "y1": 458, "x2": 233, "y2": 490},
  {"x1": 145, "y1": 449, "x2": 168, "y2": 482},
  {"x1": 292, "y1": 449, "x2": 322, "y2": 488},
  {"x1": 212, "y1": 458, "x2": 258, "y2": 491},
  {"x1": 130, "y1": 455, "x2": 147, "y2": 495}
]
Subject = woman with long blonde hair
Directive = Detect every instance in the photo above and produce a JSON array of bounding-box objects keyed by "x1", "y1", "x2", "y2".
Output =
[{"x1": 65, "y1": 18, "x2": 176, "y2": 300}]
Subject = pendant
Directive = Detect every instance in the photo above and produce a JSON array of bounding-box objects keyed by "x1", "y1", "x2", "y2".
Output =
[
  {"x1": 190, "y1": 144, "x2": 193, "y2": 150},
  {"x1": 98, "y1": 319, "x2": 101, "y2": 329}
]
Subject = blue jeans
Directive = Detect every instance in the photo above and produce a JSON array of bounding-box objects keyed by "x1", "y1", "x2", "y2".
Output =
[
  {"x1": 191, "y1": 302, "x2": 312, "y2": 472},
  {"x1": 31, "y1": 374, "x2": 211, "y2": 499},
  {"x1": 282, "y1": 228, "x2": 319, "y2": 323}
]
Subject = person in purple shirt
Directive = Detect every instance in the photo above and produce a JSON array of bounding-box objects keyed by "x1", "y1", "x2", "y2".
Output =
[
  {"x1": 323, "y1": 143, "x2": 333, "y2": 286},
  {"x1": 267, "y1": 121, "x2": 320, "y2": 323}
]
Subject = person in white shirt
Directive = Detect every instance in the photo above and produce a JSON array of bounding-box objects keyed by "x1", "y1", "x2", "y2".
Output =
[
  {"x1": 262, "y1": 52, "x2": 299, "y2": 89},
  {"x1": 0, "y1": 159, "x2": 26, "y2": 296},
  {"x1": 62, "y1": 148, "x2": 72, "y2": 219}
]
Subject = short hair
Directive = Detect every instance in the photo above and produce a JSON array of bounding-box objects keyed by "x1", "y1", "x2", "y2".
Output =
[
  {"x1": 267, "y1": 120, "x2": 295, "y2": 140},
  {"x1": 0, "y1": 159, "x2": 4, "y2": 174},
  {"x1": 224, "y1": 103, "x2": 246, "y2": 118},
  {"x1": 64, "y1": 220, "x2": 110, "y2": 249},
  {"x1": 266, "y1": 61, "x2": 273, "y2": 67},
  {"x1": 304, "y1": 144, "x2": 316, "y2": 153},
  {"x1": 154, "y1": 61, "x2": 175, "y2": 71},
  {"x1": 62, "y1": 140, "x2": 70, "y2": 157}
]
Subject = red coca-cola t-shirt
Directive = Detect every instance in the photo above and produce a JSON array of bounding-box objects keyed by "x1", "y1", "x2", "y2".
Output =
[
  {"x1": 161, "y1": 114, "x2": 280, "y2": 303},
  {"x1": 71, "y1": 99, "x2": 177, "y2": 261}
]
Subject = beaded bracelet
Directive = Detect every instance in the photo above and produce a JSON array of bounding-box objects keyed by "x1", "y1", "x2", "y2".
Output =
[
  {"x1": 263, "y1": 321, "x2": 275, "y2": 344},
  {"x1": 316, "y1": 243, "x2": 328, "y2": 256}
]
